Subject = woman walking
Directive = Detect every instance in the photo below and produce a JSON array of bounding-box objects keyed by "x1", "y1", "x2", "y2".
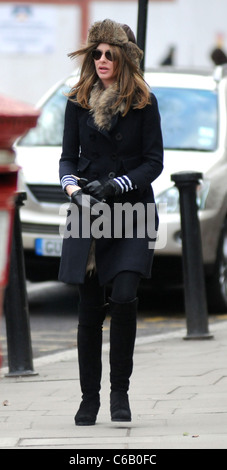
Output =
[{"x1": 59, "y1": 19, "x2": 163, "y2": 425}]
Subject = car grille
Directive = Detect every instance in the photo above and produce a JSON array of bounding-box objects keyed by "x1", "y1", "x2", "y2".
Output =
[
  {"x1": 22, "y1": 222, "x2": 60, "y2": 235},
  {"x1": 27, "y1": 184, "x2": 69, "y2": 204}
]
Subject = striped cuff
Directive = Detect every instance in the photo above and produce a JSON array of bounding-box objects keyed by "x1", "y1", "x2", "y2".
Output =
[
  {"x1": 113, "y1": 175, "x2": 136, "y2": 193},
  {"x1": 61, "y1": 175, "x2": 79, "y2": 191}
]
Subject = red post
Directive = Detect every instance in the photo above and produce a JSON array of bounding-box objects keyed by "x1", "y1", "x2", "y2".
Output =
[{"x1": 0, "y1": 95, "x2": 40, "y2": 369}]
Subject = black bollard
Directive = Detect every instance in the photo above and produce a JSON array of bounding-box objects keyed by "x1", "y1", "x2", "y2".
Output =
[
  {"x1": 4, "y1": 192, "x2": 37, "y2": 376},
  {"x1": 171, "y1": 172, "x2": 213, "y2": 340}
]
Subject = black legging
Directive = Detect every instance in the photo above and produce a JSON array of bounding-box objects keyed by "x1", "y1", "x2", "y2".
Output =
[{"x1": 78, "y1": 271, "x2": 141, "y2": 310}]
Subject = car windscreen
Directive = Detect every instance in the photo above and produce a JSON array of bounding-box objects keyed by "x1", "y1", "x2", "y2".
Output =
[
  {"x1": 152, "y1": 87, "x2": 218, "y2": 151},
  {"x1": 19, "y1": 83, "x2": 218, "y2": 152},
  {"x1": 18, "y1": 84, "x2": 69, "y2": 146}
]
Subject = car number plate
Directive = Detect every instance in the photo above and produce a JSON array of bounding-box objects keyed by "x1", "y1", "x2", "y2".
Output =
[{"x1": 35, "y1": 238, "x2": 62, "y2": 257}]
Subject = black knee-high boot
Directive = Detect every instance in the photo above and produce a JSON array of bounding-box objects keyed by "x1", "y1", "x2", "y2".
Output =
[
  {"x1": 109, "y1": 297, "x2": 138, "y2": 422},
  {"x1": 74, "y1": 303, "x2": 107, "y2": 426}
]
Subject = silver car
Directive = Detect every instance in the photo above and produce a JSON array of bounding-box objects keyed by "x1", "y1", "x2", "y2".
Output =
[{"x1": 16, "y1": 66, "x2": 227, "y2": 311}]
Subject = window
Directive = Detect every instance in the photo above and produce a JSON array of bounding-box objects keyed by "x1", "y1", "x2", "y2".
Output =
[
  {"x1": 19, "y1": 85, "x2": 69, "y2": 146},
  {"x1": 153, "y1": 87, "x2": 218, "y2": 151}
]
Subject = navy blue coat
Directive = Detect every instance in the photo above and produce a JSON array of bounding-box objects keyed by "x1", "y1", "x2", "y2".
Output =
[{"x1": 58, "y1": 93, "x2": 163, "y2": 285}]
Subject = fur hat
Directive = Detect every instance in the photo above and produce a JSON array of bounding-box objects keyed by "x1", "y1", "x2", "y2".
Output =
[{"x1": 87, "y1": 19, "x2": 143, "y2": 67}]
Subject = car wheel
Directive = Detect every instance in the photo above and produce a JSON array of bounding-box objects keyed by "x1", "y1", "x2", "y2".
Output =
[{"x1": 206, "y1": 219, "x2": 227, "y2": 313}]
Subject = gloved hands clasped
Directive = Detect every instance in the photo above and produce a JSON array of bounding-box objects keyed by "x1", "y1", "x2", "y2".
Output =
[
  {"x1": 83, "y1": 179, "x2": 122, "y2": 200},
  {"x1": 83, "y1": 175, "x2": 135, "y2": 200},
  {"x1": 71, "y1": 175, "x2": 136, "y2": 212}
]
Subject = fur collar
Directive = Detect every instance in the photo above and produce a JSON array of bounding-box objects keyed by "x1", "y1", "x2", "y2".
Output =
[{"x1": 89, "y1": 81, "x2": 126, "y2": 131}]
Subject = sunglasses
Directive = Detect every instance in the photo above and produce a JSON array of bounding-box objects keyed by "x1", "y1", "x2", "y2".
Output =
[{"x1": 92, "y1": 49, "x2": 113, "y2": 61}]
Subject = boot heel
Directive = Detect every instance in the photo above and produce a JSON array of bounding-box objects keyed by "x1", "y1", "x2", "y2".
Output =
[
  {"x1": 110, "y1": 391, "x2": 131, "y2": 422},
  {"x1": 75, "y1": 398, "x2": 100, "y2": 426}
]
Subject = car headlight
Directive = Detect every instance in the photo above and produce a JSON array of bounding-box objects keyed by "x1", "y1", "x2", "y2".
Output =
[
  {"x1": 196, "y1": 179, "x2": 210, "y2": 210},
  {"x1": 156, "y1": 180, "x2": 210, "y2": 214},
  {"x1": 156, "y1": 186, "x2": 179, "y2": 213}
]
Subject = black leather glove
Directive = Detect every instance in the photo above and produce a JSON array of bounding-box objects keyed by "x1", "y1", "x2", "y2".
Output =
[
  {"x1": 84, "y1": 179, "x2": 122, "y2": 200},
  {"x1": 103, "y1": 179, "x2": 122, "y2": 198},
  {"x1": 83, "y1": 180, "x2": 104, "y2": 200},
  {"x1": 71, "y1": 189, "x2": 100, "y2": 211},
  {"x1": 78, "y1": 178, "x2": 89, "y2": 189}
]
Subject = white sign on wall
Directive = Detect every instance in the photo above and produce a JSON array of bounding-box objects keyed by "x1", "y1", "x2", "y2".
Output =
[{"x1": 0, "y1": 4, "x2": 57, "y2": 54}]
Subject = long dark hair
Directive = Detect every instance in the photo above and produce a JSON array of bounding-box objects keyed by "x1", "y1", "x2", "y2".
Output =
[{"x1": 67, "y1": 43, "x2": 150, "y2": 114}]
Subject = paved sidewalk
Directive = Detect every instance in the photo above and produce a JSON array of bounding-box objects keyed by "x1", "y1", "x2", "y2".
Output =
[{"x1": 1, "y1": 320, "x2": 227, "y2": 450}]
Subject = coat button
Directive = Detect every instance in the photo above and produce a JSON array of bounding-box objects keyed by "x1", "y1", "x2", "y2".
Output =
[
  {"x1": 111, "y1": 153, "x2": 117, "y2": 160},
  {"x1": 115, "y1": 132, "x2": 123, "y2": 141},
  {"x1": 108, "y1": 171, "x2": 115, "y2": 178}
]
